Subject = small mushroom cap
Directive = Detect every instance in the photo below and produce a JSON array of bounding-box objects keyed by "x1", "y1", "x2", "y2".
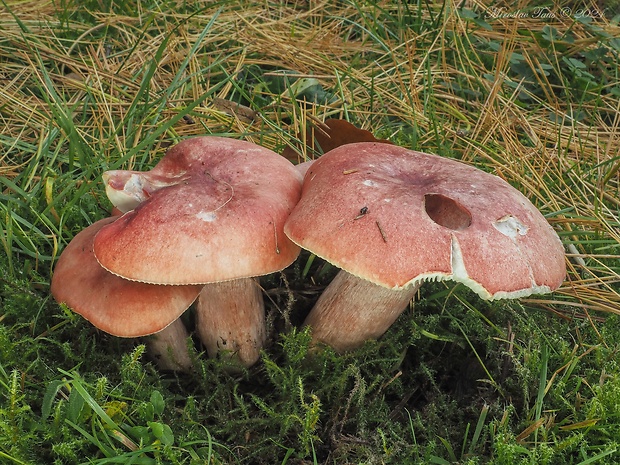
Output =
[
  {"x1": 295, "y1": 159, "x2": 315, "y2": 179},
  {"x1": 94, "y1": 136, "x2": 303, "y2": 284},
  {"x1": 51, "y1": 217, "x2": 202, "y2": 337},
  {"x1": 103, "y1": 171, "x2": 153, "y2": 213},
  {"x1": 284, "y1": 142, "x2": 566, "y2": 300}
]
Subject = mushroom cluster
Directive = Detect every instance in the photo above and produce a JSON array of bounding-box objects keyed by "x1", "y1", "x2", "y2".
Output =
[
  {"x1": 51, "y1": 133, "x2": 566, "y2": 369},
  {"x1": 52, "y1": 136, "x2": 303, "y2": 369},
  {"x1": 284, "y1": 142, "x2": 566, "y2": 352}
]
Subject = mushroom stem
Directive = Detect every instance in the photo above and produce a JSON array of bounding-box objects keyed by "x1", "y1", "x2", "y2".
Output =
[
  {"x1": 195, "y1": 278, "x2": 266, "y2": 367},
  {"x1": 304, "y1": 270, "x2": 420, "y2": 352},
  {"x1": 145, "y1": 318, "x2": 193, "y2": 371}
]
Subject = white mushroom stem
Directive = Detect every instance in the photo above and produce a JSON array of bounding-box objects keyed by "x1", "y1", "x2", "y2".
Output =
[
  {"x1": 195, "y1": 278, "x2": 266, "y2": 367},
  {"x1": 304, "y1": 270, "x2": 421, "y2": 352},
  {"x1": 145, "y1": 318, "x2": 193, "y2": 371}
]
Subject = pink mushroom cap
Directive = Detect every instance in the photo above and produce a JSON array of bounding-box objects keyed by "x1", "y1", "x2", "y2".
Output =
[
  {"x1": 51, "y1": 217, "x2": 203, "y2": 337},
  {"x1": 94, "y1": 136, "x2": 303, "y2": 285},
  {"x1": 284, "y1": 142, "x2": 566, "y2": 300}
]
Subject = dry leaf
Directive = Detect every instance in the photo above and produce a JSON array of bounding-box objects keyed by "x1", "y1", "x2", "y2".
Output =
[{"x1": 283, "y1": 118, "x2": 391, "y2": 163}]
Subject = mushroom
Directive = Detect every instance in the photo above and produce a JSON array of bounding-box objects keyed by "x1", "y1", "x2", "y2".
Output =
[
  {"x1": 95, "y1": 136, "x2": 303, "y2": 366},
  {"x1": 284, "y1": 142, "x2": 566, "y2": 352},
  {"x1": 294, "y1": 159, "x2": 315, "y2": 178},
  {"x1": 51, "y1": 217, "x2": 203, "y2": 371}
]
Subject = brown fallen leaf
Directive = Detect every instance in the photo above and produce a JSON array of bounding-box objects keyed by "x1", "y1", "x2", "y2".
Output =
[{"x1": 283, "y1": 118, "x2": 391, "y2": 164}]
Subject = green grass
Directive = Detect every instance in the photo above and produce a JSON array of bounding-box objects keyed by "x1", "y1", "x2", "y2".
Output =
[{"x1": 2, "y1": 0, "x2": 620, "y2": 463}]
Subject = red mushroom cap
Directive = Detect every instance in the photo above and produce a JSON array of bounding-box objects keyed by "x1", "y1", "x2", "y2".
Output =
[
  {"x1": 94, "y1": 136, "x2": 303, "y2": 285},
  {"x1": 51, "y1": 217, "x2": 202, "y2": 337},
  {"x1": 284, "y1": 142, "x2": 566, "y2": 300}
]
